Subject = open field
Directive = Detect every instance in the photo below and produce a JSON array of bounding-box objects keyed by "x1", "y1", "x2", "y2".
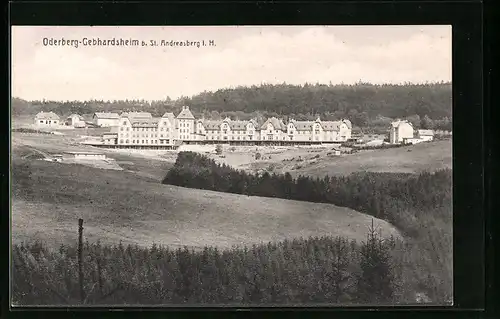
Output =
[
  {"x1": 207, "y1": 139, "x2": 452, "y2": 178},
  {"x1": 11, "y1": 132, "x2": 175, "y2": 182},
  {"x1": 284, "y1": 139, "x2": 452, "y2": 178},
  {"x1": 11, "y1": 156, "x2": 401, "y2": 251}
]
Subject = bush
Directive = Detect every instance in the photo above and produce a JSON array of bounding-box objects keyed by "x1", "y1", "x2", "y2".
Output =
[
  {"x1": 215, "y1": 144, "x2": 223, "y2": 155},
  {"x1": 255, "y1": 153, "x2": 262, "y2": 160}
]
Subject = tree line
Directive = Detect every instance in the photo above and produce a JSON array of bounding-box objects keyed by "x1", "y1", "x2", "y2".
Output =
[
  {"x1": 12, "y1": 82, "x2": 452, "y2": 130},
  {"x1": 162, "y1": 152, "x2": 452, "y2": 237},
  {"x1": 12, "y1": 224, "x2": 413, "y2": 306}
]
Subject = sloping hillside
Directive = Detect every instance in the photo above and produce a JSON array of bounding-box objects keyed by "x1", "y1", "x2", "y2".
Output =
[
  {"x1": 11, "y1": 158, "x2": 401, "y2": 250},
  {"x1": 284, "y1": 139, "x2": 452, "y2": 178}
]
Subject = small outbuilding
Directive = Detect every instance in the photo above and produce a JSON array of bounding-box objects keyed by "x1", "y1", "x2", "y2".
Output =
[
  {"x1": 66, "y1": 114, "x2": 86, "y2": 128},
  {"x1": 417, "y1": 129, "x2": 435, "y2": 142},
  {"x1": 65, "y1": 151, "x2": 106, "y2": 160}
]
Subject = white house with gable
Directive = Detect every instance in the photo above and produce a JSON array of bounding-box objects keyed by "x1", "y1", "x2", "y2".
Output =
[
  {"x1": 34, "y1": 111, "x2": 60, "y2": 127},
  {"x1": 389, "y1": 120, "x2": 414, "y2": 144}
]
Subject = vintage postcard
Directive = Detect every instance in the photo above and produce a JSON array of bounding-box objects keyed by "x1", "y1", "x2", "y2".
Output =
[{"x1": 11, "y1": 25, "x2": 452, "y2": 307}]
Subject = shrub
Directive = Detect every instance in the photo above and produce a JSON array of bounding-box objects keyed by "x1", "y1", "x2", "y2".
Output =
[{"x1": 215, "y1": 144, "x2": 223, "y2": 155}]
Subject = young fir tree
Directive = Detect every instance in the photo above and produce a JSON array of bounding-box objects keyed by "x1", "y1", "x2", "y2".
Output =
[{"x1": 356, "y1": 219, "x2": 395, "y2": 304}]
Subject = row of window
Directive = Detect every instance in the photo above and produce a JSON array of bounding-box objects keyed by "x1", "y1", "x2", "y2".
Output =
[
  {"x1": 120, "y1": 133, "x2": 175, "y2": 138},
  {"x1": 120, "y1": 127, "x2": 173, "y2": 132},
  {"x1": 115, "y1": 135, "x2": 347, "y2": 144},
  {"x1": 205, "y1": 130, "x2": 255, "y2": 135},
  {"x1": 119, "y1": 125, "x2": 342, "y2": 135},
  {"x1": 119, "y1": 139, "x2": 171, "y2": 144},
  {"x1": 207, "y1": 136, "x2": 255, "y2": 141},
  {"x1": 38, "y1": 120, "x2": 58, "y2": 124}
]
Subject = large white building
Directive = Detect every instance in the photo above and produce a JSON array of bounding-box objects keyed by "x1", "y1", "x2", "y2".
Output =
[
  {"x1": 98, "y1": 106, "x2": 353, "y2": 148},
  {"x1": 34, "y1": 111, "x2": 60, "y2": 127},
  {"x1": 389, "y1": 120, "x2": 414, "y2": 144}
]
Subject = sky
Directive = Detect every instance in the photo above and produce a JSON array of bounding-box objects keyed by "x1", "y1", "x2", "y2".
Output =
[{"x1": 11, "y1": 25, "x2": 452, "y2": 102}]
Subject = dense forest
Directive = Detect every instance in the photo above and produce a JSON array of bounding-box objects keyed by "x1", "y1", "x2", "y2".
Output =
[
  {"x1": 12, "y1": 82, "x2": 452, "y2": 130},
  {"x1": 161, "y1": 152, "x2": 453, "y2": 303},
  {"x1": 13, "y1": 226, "x2": 420, "y2": 305}
]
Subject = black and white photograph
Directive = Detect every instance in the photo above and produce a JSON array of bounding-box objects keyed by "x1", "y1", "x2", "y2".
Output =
[{"x1": 10, "y1": 25, "x2": 453, "y2": 307}]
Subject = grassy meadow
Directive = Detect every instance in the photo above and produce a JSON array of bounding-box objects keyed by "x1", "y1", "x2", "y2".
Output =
[
  {"x1": 11, "y1": 156, "x2": 400, "y2": 250},
  {"x1": 199, "y1": 139, "x2": 452, "y2": 178}
]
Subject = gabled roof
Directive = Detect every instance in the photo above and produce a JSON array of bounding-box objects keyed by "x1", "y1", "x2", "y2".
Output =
[
  {"x1": 248, "y1": 119, "x2": 259, "y2": 128},
  {"x1": 342, "y1": 119, "x2": 352, "y2": 129},
  {"x1": 391, "y1": 120, "x2": 413, "y2": 128},
  {"x1": 288, "y1": 120, "x2": 314, "y2": 131},
  {"x1": 121, "y1": 112, "x2": 152, "y2": 119},
  {"x1": 160, "y1": 112, "x2": 176, "y2": 128},
  {"x1": 94, "y1": 112, "x2": 120, "y2": 119},
  {"x1": 130, "y1": 118, "x2": 160, "y2": 128},
  {"x1": 261, "y1": 117, "x2": 286, "y2": 131},
  {"x1": 35, "y1": 111, "x2": 60, "y2": 120},
  {"x1": 221, "y1": 118, "x2": 251, "y2": 131},
  {"x1": 177, "y1": 106, "x2": 195, "y2": 119},
  {"x1": 418, "y1": 129, "x2": 434, "y2": 136},
  {"x1": 321, "y1": 121, "x2": 342, "y2": 131},
  {"x1": 67, "y1": 114, "x2": 84, "y2": 120},
  {"x1": 203, "y1": 120, "x2": 223, "y2": 130}
]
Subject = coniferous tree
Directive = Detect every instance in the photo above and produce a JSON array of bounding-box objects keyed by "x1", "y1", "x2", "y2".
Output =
[{"x1": 356, "y1": 220, "x2": 396, "y2": 304}]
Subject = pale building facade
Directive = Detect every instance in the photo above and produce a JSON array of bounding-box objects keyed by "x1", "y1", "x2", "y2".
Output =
[
  {"x1": 102, "y1": 127, "x2": 118, "y2": 145},
  {"x1": 389, "y1": 120, "x2": 414, "y2": 144},
  {"x1": 93, "y1": 112, "x2": 120, "y2": 127},
  {"x1": 66, "y1": 114, "x2": 86, "y2": 128},
  {"x1": 99, "y1": 106, "x2": 353, "y2": 147},
  {"x1": 417, "y1": 129, "x2": 435, "y2": 142},
  {"x1": 286, "y1": 118, "x2": 352, "y2": 142},
  {"x1": 260, "y1": 117, "x2": 287, "y2": 141},
  {"x1": 200, "y1": 118, "x2": 259, "y2": 142},
  {"x1": 176, "y1": 106, "x2": 196, "y2": 141},
  {"x1": 34, "y1": 112, "x2": 60, "y2": 126}
]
